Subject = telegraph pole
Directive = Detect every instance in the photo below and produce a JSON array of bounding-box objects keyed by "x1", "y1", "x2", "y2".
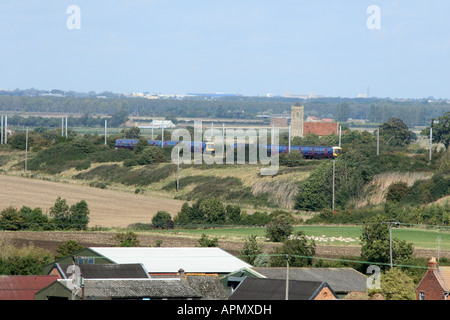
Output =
[
  {"x1": 285, "y1": 254, "x2": 289, "y2": 300},
  {"x1": 176, "y1": 147, "x2": 180, "y2": 192},
  {"x1": 25, "y1": 128, "x2": 28, "y2": 173},
  {"x1": 382, "y1": 221, "x2": 399, "y2": 270},
  {"x1": 339, "y1": 126, "x2": 341, "y2": 148},
  {"x1": 288, "y1": 124, "x2": 291, "y2": 153},
  {"x1": 161, "y1": 123, "x2": 164, "y2": 147},
  {"x1": 4, "y1": 116, "x2": 7, "y2": 144},
  {"x1": 332, "y1": 160, "x2": 335, "y2": 211},
  {"x1": 437, "y1": 236, "x2": 441, "y2": 270},
  {"x1": 377, "y1": 129, "x2": 380, "y2": 156},
  {"x1": 429, "y1": 127, "x2": 433, "y2": 162},
  {"x1": 104, "y1": 119, "x2": 108, "y2": 145}
]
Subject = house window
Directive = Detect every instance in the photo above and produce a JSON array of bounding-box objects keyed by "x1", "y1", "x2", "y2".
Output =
[
  {"x1": 419, "y1": 292, "x2": 425, "y2": 300},
  {"x1": 87, "y1": 257, "x2": 95, "y2": 264}
]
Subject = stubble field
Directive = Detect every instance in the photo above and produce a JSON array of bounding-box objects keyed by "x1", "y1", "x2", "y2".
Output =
[
  {"x1": 0, "y1": 174, "x2": 184, "y2": 228},
  {"x1": 0, "y1": 174, "x2": 448, "y2": 260}
]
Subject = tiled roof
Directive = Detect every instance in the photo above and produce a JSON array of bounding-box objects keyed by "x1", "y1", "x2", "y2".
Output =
[
  {"x1": 59, "y1": 279, "x2": 202, "y2": 299},
  {"x1": 303, "y1": 122, "x2": 338, "y2": 136},
  {"x1": 252, "y1": 267, "x2": 367, "y2": 293},
  {"x1": 52, "y1": 263, "x2": 150, "y2": 279},
  {"x1": 434, "y1": 267, "x2": 450, "y2": 292},
  {"x1": 184, "y1": 274, "x2": 228, "y2": 300},
  {"x1": 0, "y1": 275, "x2": 59, "y2": 300},
  {"x1": 229, "y1": 278, "x2": 333, "y2": 300}
]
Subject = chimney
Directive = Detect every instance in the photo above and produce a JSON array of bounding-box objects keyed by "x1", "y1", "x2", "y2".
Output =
[
  {"x1": 428, "y1": 257, "x2": 438, "y2": 271},
  {"x1": 178, "y1": 268, "x2": 186, "y2": 281}
]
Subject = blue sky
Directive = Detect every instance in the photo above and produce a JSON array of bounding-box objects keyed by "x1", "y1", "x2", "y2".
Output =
[{"x1": 0, "y1": 0, "x2": 449, "y2": 99}]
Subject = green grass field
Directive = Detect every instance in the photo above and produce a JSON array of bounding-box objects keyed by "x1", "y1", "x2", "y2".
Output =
[{"x1": 149, "y1": 225, "x2": 450, "y2": 250}]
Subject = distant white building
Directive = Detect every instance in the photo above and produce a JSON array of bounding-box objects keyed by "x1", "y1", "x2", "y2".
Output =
[{"x1": 137, "y1": 120, "x2": 176, "y2": 129}]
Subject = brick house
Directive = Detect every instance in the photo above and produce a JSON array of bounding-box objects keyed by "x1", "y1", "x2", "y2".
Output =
[
  {"x1": 270, "y1": 117, "x2": 288, "y2": 128},
  {"x1": 303, "y1": 122, "x2": 338, "y2": 136},
  {"x1": 416, "y1": 257, "x2": 450, "y2": 300},
  {"x1": 0, "y1": 275, "x2": 59, "y2": 300}
]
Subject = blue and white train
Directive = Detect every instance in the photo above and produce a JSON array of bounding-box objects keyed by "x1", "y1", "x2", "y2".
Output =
[{"x1": 115, "y1": 139, "x2": 342, "y2": 159}]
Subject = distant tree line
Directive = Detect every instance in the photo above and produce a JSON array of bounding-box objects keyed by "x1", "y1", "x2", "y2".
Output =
[{"x1": 1, "y1": 93, "x2": 449, "y2": 126}]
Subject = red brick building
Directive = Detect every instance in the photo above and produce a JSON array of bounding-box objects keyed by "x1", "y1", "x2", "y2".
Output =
[
  {"x1": 303, "y1": 122, "x2": 339, "y2": 136},
  {"x1": 270, "y1": 117, "x2": 288, "y2": 128},
  {"x1": 0, "y1": 275, "x2": 59, "y2": 300},
  {"x1": 416, "y1": 257, "x2": 450, "y2": 300}
]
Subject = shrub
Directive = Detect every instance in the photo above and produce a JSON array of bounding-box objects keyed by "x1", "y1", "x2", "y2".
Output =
[
  {"x1": 386, "y1": 182, "x2": 410, "y2": 202},
  {"x1": 269, "y1": 231, "x2": 316, "y2": 267},
  {"x1": 265, "y1": 214, "x2": 294, "y2": 242},
  {"x1": 75, "y1": 160, "x2": 91, "y2": 171},
  {"x1": 239, "y1": 235, "x2": 264, "y2": 265},
  {"x1": 112, "y1": 231, "x2": 140, "y2": 247},
  {"x1": 137, "y1": 147, "x2": 165, "y2": 165},
  {"x1": 197, "y1": 233, "x2": 219, "y2": 247},
  {"x1": 151, "y1": 211, "x2": 174, "y2": 229},
  {"x1": 55, "y1": 240, "x2": 84, "y2": 260}
]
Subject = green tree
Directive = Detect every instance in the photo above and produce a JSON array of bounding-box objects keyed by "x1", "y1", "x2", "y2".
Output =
[
  {"x1": 197, "y1": 233, "x2": 219, "y2": 247},
  {"x1": 380, "y1": 117, "x2": 416, "y2": 147},
  {"x1": 69, "y1": 200, "x2": 90, "y2": 230},
  {"x1": 335, "y1": 102, "x2": 350, "y2": 122},
  {"x1": 20, "y1": 206, "x2": 50, "y2": 230},
  {"x1": 121, "y1": 126, "x2": 141, "y2": 139},
  {"x1": 0, "y1": 242, "x2": 53, "y2": 275},
  {"x1": 151, "y1": 211, "x2": 174, "y2": 229},
  {"x1": 239, "y1": 235, "x2": 264, "y2": 265},
  {"x1": 0, "y1": 207, "x2": 25, "y2": 231},
  {"x1": 109, "y1": 108, "x2": 129, "y2": 128},
  {"x1": 385, "y1": 182, "x2": 410, "y2": 202},
  {"x1": 253, "y1": 252, "x2": 270, "y2": 267},
  {"x1": 55, "y1": 240, "x2": 84, "y2": 260},
  {"x1": 360, "y1": 215, "x2": 414, "y2": 270},
  {"x1": 174, "y1": 202, "x2": 193, "y2": 227},
  {"x1": 112, "y1": 231, "x2": 140, "y2": 247},
  {"x1": 270, "y1": 231, "x2": 316, "y2": 267},
  {"x1": 381, "y1": 268, "x2": 416, "y2": 300},
  {"x1": 49, "y1": 197, "x2": 90, "y2": 230},
  {"x1": 265, "y1": 214, "x2": 294, "y2": 242},
  {"x1": 49, "y1": 197, "x2": 70, "y2": 229},
  {"x1": 199, "y1": 198, "x2": 226, "y2": 225},
  {"x1": 423, "y1": 111, "x2": 450, "y2": 150}
]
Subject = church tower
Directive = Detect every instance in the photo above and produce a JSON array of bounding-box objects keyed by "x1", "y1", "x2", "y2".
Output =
[{"x1": 291, "y1": 103, "x2": 304, "y2": 138}]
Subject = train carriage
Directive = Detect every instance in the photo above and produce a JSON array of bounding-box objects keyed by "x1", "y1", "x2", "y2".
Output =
[{"x1": 115, "y1": 139, "x2": 342, "y2": 159}]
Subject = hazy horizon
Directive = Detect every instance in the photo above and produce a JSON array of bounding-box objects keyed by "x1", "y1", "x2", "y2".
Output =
[{"x1": 1, "y1": 1, "x2": 449, "y2": 100}]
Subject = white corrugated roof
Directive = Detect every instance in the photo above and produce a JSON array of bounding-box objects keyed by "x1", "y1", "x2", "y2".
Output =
[{"x1": 88, "y1": 247, "x2": 252, "y2": 273}]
